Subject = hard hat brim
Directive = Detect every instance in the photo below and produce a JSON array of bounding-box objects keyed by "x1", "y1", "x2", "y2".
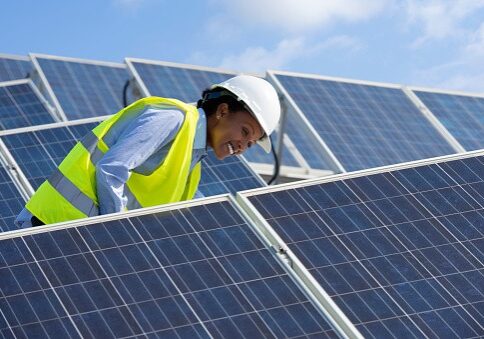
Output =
[{"x1": 258, "y1": 135, "x2": 272, "y2": 153}]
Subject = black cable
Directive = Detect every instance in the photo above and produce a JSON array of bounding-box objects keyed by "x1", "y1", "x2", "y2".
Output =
[
  {"x1": 122, "y1": 80, "x2": 130, "y2": 107},
  {"x1": 267, "y1": 135, "x2": 280, "y2": 185}
]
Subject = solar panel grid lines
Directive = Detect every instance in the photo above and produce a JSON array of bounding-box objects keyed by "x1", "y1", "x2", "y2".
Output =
[
  {"x1": 0, "y1": 79, "x2": 58, "y2": 130},
  {"x1": 238, "y1": 150, "x2": 484, "y2": 338},
  {"x1": 266, "y1": 71, "x2": 345, "y2": 173},
  {"x1": 0, "y1": 147, "x2": 28, "y2": 232},
  {"x1": 408, "y1": 86, "x2": 484, "y2": 152},
  {"x1": 0, "y1": 195, "x2": 338, "y2": 338},
  {"x1": 269, "y1": 70, "x2": 458, "y2": 172},
  {"x1": 0, "y1": 54, "x2": 31, "y2": 82},
  {"x1": 125, "y1": 58, "x2": 239, "y2": 101},
  {"x1": 30, "y1": 53, "x2": 130, "y2": 121}
]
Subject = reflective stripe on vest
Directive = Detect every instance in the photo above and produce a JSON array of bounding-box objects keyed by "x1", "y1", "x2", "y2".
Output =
[
  {"x1": 46, "y1": 130, "x2": 138, "y2": 216},
  {"x1": 79, "y1": 131, "x2": 105, "y2": 166},
  {"x1": 47, "y1": 169, "x2": 99, "y2": 217},
  {"x1": 26, "y1": 97, "x2": 201, "y2": 225}
]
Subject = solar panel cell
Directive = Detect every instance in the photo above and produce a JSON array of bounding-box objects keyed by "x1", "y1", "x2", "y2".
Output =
[
  {"x1": 0, "y1": 164, "x2": 26, "y2": 232},
  {"x1": 0, "y1": 56, "x2": 31, "y2": 82},
  {"x1": 244, "y1": 153, "x2": 484, "y2": 338},
  {"x1": 0, "y1": 81, "x2": 56, "y2": 130}
]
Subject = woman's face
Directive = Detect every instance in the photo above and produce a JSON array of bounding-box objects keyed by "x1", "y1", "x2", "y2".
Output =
[{"x1": 207, "y1": 103, "x2": 264, "y2": 160}]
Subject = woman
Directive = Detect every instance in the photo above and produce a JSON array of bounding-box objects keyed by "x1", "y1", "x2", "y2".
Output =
[{"x1": 15, "y1": 75, "x2": 281, "y2": 227}]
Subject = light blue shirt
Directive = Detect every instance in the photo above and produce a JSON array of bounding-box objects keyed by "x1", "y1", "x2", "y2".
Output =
[{"x1": 16, "y1": 106, "x2": 207, "y2": 227}]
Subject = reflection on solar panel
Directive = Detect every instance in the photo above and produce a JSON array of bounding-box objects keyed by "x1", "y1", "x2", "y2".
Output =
[
  {"x1": 243, "y1": 151, "x2": 484, "y2": 338},
  {"x1": 272, "y1": 72, "x2": 458, "y2": 172},
  {"x1": 413, "y1": 89, "x2": 484, "y2": 151},
  {"x1": 0, "y1": 197, "x2": 336, "y2": 337},
  {"x1": 1, "y1": 120, "x2": 264, "y2": 196},
  {"x1": 0, "y1": 54, "x2": 31, "y2": 82},
  {"x1": 31, "y1": 54, "x2": 129, "y2": 120},
  {"x1": 0, "y1": 80, "x2": 56, "y2": 130},
  {"x1": 126, "y1": 59, "x2": 236, "y2": 102},
  {"x1": 0, "y1": 162, "x2": 25, "y2": 232}
]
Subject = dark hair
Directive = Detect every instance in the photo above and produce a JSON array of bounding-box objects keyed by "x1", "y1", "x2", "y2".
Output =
[{"x1": 197, "y1": 88, "x2": 247, "y2": 116}]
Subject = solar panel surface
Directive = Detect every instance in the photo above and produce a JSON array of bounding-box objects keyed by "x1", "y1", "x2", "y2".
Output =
[
  {"x1": 273, "y1": 73, "x2": 457, "y2": 171},
  {"x1": 244, "y1": 152, "x2": 484, "y2": 338},
  {"x1": 0, "y1": 198, "x2": 337, "y2": 338},
  {"x1": 32, "y1": 55, "x2": 129, "y2": 120},
  {"x1": 127, "y1": 60, "x2": 236, "y2": 102},
  {"x1": 0, "y1": 81, "x2": 56, "y2": 130},
  {"x1": 0, "y1": 162, "x2": 26, "y2": 232},
  {"x1": 0, "y1": 56, "x2": 31, "y2": 82},
  {"x1": 1, "y1": 121, "x2": 264, "y2": 197},
  {"x1": 413, "y1": 90, "x2": 484, "y2": 151}
]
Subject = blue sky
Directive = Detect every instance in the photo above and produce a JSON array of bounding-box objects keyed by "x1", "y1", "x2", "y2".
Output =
[{"x1": 2, "y1": 0, "x2": 483, "y2": 92}]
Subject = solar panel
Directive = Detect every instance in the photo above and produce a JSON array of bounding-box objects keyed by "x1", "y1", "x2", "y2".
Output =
[
  {"x1": 0, "y1": 197, "x2": 336, "y2": 337},
  {"x1": 0, "y1": 160, "x2": 26, "y2": 232},
  {"x1": 241, "y1": 151, "x2": 484, "y2": 338},
  {"x1": 31, "y1": 54, "x2": 129, "y2": 121},
  {"x1": 126, "y1": 59, "x2": 237, "y2": 102},
  {"x1": 0, "y1": 80, "x2": 57, "y2": 130},
  {"x1": 1, "y1": 120, "x2": 264, "y2": 197},
  {"x1": 271, "y1": 71, "x2": 458, "y2": 172},
  {"x1": 0, "y1": 54, "x2": 31, "y2": 82},
  {"x1": 412, "y1": 89, "x2": 484, "y2": 151}
]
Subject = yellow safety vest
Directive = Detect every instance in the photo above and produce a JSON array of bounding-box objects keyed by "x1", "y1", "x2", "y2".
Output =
[{"x1": 26, "y1": 97, "x2": 201, "y2": 225}]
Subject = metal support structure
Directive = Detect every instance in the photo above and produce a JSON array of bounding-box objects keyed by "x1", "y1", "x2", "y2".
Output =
[
  {"x1": 234, "y1": 194, "x2": 363, "y2": 339},
  {"x1": 273, "y1": 93, "x2": 288, "y2": 184}
]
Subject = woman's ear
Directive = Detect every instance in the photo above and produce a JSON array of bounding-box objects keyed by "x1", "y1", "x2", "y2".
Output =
[{"x1": 216, "y1": 103, "x2": 229, "y2": 119}]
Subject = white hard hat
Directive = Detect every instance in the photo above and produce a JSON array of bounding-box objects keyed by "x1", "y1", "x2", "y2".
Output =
[{"x1": 212, "y1": 75, "x2": 281, "y2": 153}]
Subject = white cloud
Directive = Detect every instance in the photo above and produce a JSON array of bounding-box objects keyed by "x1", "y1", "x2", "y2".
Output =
[
  {"x1": 404, "y1": 0, "x2": 484, "y2": 46},
  {"x1": 466, "y1": 23, "x2": 484, "y2": 57},
  {"x1": 412, "y1": 23, "x2": 484, "y2": 92},
  {"x1": 217, "y1": 35, "x2": 362, "y2": 72},
  {"x1": 113, "y1": 0, "x2": 146, "y2": 9},
  {"x1": 218, "y1": 38, "x2": 305, "y2": 72},
  {"x1": 213, "y1": 0, "x2": 390, "y2": 32}
]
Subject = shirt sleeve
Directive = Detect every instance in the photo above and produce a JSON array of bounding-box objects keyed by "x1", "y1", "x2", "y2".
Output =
[{"x1": 96, "y1": 107, "x2": 184, "y2": 215}]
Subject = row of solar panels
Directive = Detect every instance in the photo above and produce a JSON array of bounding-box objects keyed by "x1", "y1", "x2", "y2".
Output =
[
  {"x1": 1, "y1": 150, "x2": 482, "y2": 338},
  {"x1": 1, "y1": 53, "x2": 483, "y2": 179}
]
